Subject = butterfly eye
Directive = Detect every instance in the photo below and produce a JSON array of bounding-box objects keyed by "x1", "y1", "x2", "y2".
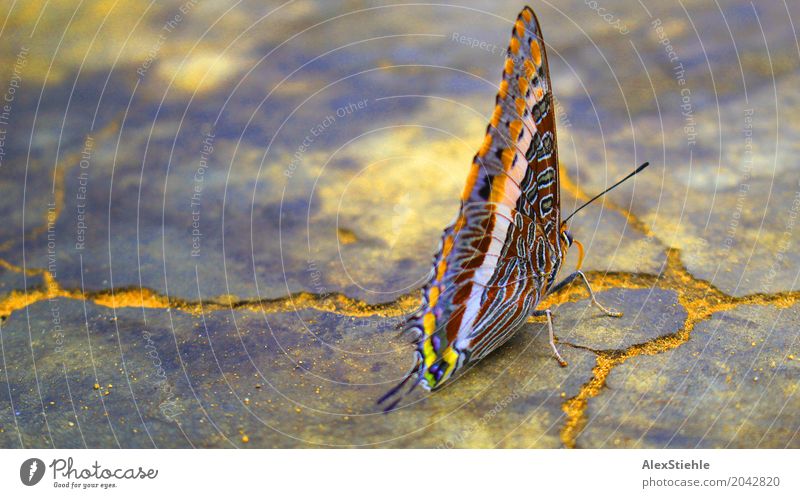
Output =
[{"x1": 562, "y1": 230, "x2": 574, "y2": 247}]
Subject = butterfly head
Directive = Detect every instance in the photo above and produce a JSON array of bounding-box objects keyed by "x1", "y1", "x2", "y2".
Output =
[
  {"x1": 559, "y1": 222, "x2": 573, "y2": 249},
  {"x1": 559, "y1": 221, "x2": 584, "y2": 270}
]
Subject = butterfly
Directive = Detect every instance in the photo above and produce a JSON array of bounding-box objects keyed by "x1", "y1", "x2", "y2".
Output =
[{"x1": 378, "y1": 5, "x2": 649, "y2": 411}]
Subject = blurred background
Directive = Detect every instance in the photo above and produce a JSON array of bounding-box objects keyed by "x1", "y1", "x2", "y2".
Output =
[{"x1": 0, "y1": 1, "x2": 797, "y2": 448}]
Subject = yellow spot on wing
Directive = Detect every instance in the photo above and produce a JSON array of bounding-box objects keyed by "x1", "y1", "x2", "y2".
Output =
[
  {"x1": 510, "y1": 37, "x2": 520, "y2": 54},
  {"x1": 436, "y1": 235, "x2": 453, "y2": 278},
  {"x1": 518, "y1": 76, "x2": 529, "y2": 96},
  {"x1": 454, "y1": 214, "x2": 465, "y2": 232},
  {"x1": 501, "y1": 147, "x2": 515, "y2": 170},
  {"x1": 436, "y1": 259, "x2": 448, "y2": 281},
  {"x1": 490, "y1": 105, "x2": 503, "y2": 127},
  {"x1": 530, "y1": 39, "x2": 542, "y2": 67},
  {"x1": 504, "y1": 57, "x2": 514, "y2": 75},
  {"x1": 535, "y1": 87, "x2": 544, "y2": 101},
  {"x1": 442, "y1": 347, "x2": 459, "y2": 377},
  {"x1": 524, "y1": 59, "x2": 536, "y2": 79},
  {"x1": 489, "y1": 175, "x2": 507, "y2": 203},
  {"x1": 423, "y1": 312, "x2": 436, "y2": 335},
  {"x1": 515, "y1": 98, "x2": 525, "y2": 117},
  {"x1": 442, "y1": 234, "x2": 453, "y2": 256},
  {"x1": 479, "y1": 133, "x2": 493, "y2": 156},
  {"x1": 515, "y1": 19, "x2": 525, "y2": 37},
  {"x1": 461, "y1": 164, "x2": 479, "y2": 201},
  {"x1": 428, "y1": 286, "x2": 440, "y2": 307},
  {"x1": 522, "y1": 8, "x2": 533, "y2": 23},
  {"x1": 422, "y1": 336, "x2": 436, "y2": 366},
  {"x1": 499, "y1": 80, "x2": 509, "y2": 99},
  {"x1": 509, "y1": 120, "x2": 523, "y2": 141}
]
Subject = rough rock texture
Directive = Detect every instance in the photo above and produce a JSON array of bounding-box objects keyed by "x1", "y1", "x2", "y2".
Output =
[
  {"x1": 0, "y1": 299, "x2": 596, "y2": 448},
  {"x1": 554, "y1": 288, "x2": 687, "y2": 351},
  {"x1": 577, "y1": 304, "x2": 800, "y2": 448}
]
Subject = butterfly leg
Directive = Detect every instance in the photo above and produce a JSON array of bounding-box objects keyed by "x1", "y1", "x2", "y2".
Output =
[
  {"x1": 546, "y1": 270, "x2": 623, "y2": 317},
  {"x1": 532, "y1": 309, "x2": 568, "y2": 367}
]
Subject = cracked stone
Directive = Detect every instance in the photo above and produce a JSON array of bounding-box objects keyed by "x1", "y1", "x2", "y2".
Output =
[
  {"x1": 0, "y1": 297, "x2": 595, "y2": 448},
  {"x1": 1, "y1": 1, "x2": 670, "y2": 305},
  {"x1": 554, "y1": 288, "x2": 687, "y2": 351},
  {"x1": 576, "y1": 303, "x2": 800, "y2": 448}
]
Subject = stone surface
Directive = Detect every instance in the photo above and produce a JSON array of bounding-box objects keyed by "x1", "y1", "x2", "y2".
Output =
[
  {"x1": 0, "y1": 298, "x2": 595, "y2": 448},
  {"x1": 550, "y1": 2, "x2": 800, "y2": 296},
  {"x1": 0, "y1": 266, "x2": 43, "y2": 298},
  {"x1": 577, "y1": 304, "x2": 800, "y2": 448},
  {"x1": 0, "y1": 0, "x2": 682, "y2": 304},
  {"x1": 554, "y1": 288, "x2": 687, "y2": 351}
]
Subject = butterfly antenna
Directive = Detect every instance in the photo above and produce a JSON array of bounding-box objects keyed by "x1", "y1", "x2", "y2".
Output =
[{"x1": 563, "y1": 162, "x2": 650, "y2": 223}]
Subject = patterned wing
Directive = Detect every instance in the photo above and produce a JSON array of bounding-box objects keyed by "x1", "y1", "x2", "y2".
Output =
[
  {"x1": 462, "y1": 6, "x2": 559, "y2": 224},
  {"x1": 456, "y1": 6, "x2": 563, "y2": 358},
  {"x1": 514, "y1": 7, "x2": 565, "y2": 291},
  {"x1": 460, "y1": 5, "x2": 564, "y2": 296},
  {"x1": 397, "y1": 7, "x2": 561, "y2": 391}
]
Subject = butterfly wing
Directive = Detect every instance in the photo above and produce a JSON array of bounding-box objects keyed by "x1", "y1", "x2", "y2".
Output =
[
  {"x1": 456, "y1": 6, "x2": 564, "y2": 359},
  {"x1": 516, "y1": 7, "x2": 565, "y2": 290},
  {"x1": 383, "y1": 7, "x2": 562, "y2": 402}
]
